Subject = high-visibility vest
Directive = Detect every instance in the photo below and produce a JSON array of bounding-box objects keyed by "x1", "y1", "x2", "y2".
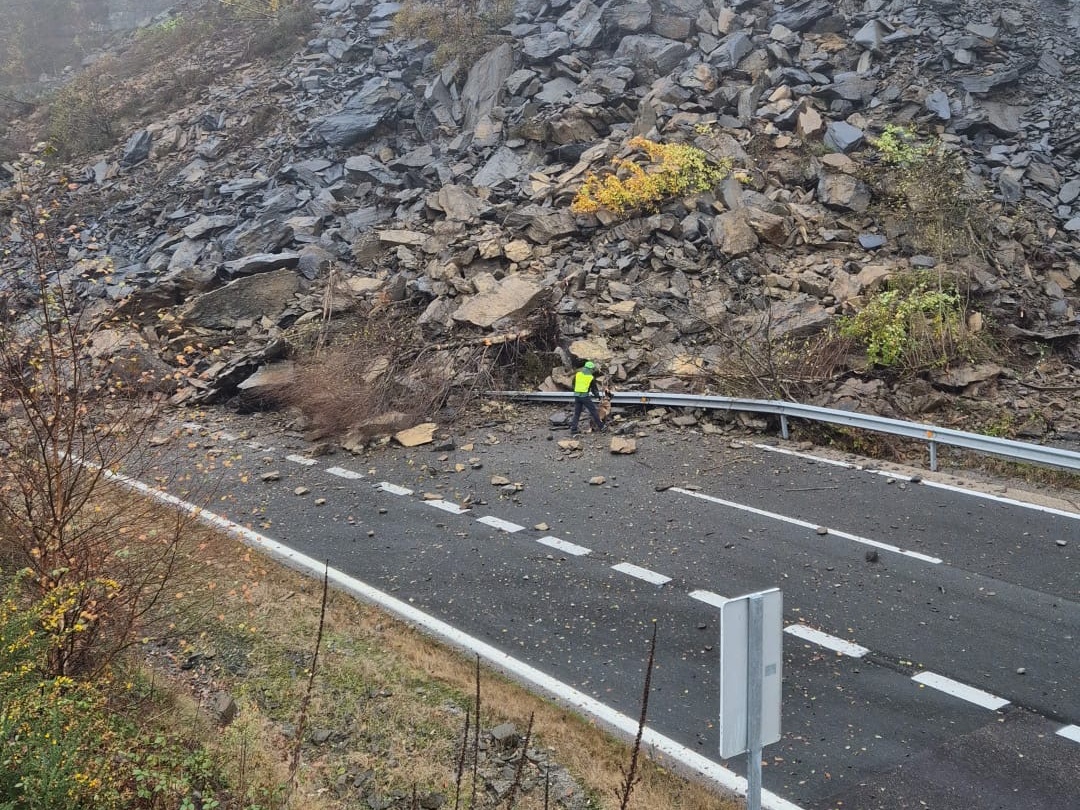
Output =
[{"x1": 573, "y1": 370, "x2": 594, "y2": 394}]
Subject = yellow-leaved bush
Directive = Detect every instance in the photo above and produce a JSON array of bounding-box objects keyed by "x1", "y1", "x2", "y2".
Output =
[{"x1": 571, "y1": 136, "x2": 732, "y2": 217}]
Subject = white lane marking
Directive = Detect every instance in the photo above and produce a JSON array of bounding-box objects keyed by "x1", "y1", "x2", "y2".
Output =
[
  {"x1": 425, "y1": 499, "x2": 470, "y2": 515},
  {"x1": 476, "y1": 515, "x2": 525, "y2": 533},
  {"x1": 378, "y1": 482, "x2": 414, "y2": 496},
  {"x1": 1057, "y1": 725, "x2": 1080, "y2": 744},
  {"x1": 285, "y1": 454, "x2": 318, "y2": 466},
  {"x1": 922, "y1": 479, "x2": 1080, "y2": 521},
  {"x1": 755, "y1": 443, "x2": 859, "y2": 469},
  {"x1": 326, "y1": 466, "x2": 364, "y2": 480},
  {"x1": 911, "y1": 671, "x2": 1010, "y2": 710},
  {"x1": 755, "y1": 443, "x2": 1080, "y2": 520},
  {"x1": 535, "y1": 536, "x2": 591, "y2": 556},
  {"x1": 98, "y1": 465, "x2": 806, "y2": 810},
  {"x1": 689, "y1": 589, "x2": 729, "y2": 608},
  {"x1": 784, "y1": 624, "x2": 870, "y2": 658},
  {"x1": 612, "y1": 562, "x2": 671, "y2": 586},
  {"x1": 671, "y1": 487, "x2": 943, "y2": 564}
]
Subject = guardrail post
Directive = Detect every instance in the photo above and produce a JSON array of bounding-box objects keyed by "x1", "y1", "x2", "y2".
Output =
[
  {"x1": 929, "y1": 440, "x2": 938, "y2": 472},
  {"x1": 780, "y1": 415, "x2": 789, "y2": 441}
]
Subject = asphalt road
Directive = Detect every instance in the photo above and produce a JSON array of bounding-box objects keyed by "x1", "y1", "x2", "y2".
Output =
[{"x1": 152, "y1": 411, "x2": 1080, "y2": 810}]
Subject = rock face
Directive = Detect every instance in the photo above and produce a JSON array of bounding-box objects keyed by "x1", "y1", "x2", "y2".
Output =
[{"x1": 3, "y1": 0, "x2": 1079, "y2": 444}]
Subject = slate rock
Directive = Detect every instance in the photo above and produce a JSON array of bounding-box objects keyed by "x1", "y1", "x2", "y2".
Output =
[
  {"x1": 769, "y1": 0, "x2": 833, "y2": 33},
  {"x1": 181, "y1": 268, "x2": 303, "y2": 330},
  {"x1": 121, "y1": 129, "x2": 153, "y2": 166},
  {"x1": 823, "y1": 121, "x2": 864, "y2": 153},
  {"x1": 222, "y1": 252, "x2": 301, "y2": 278}
]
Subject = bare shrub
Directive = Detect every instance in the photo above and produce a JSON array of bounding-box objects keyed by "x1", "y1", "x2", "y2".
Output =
[
  {"x1": 0, "y1": 198, "x2": 193, "y2": 677},
  {"x1": 393, "y1": 0, "x2": 514, "y2": 75},
  {"x1": 46, "y1": 59, "x2": 121, "y2": 157}
]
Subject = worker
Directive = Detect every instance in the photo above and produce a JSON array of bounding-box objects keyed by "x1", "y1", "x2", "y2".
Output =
[{"x1": 569, "y1": 360, "x2": 606, "y2": 435}]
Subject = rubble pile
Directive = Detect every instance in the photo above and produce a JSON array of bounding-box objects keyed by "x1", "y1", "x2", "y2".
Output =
[{"x1": 3, "y1": 0, "x2": 1078, "y2": 443}]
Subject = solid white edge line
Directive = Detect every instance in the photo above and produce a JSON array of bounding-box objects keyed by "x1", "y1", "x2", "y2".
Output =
[
  {"x1": 476, "y1": 515, "x2": 525, "y2": 533},
  {"x1": 671, "y1": 487, "x2": 943, "y2": 564},
  {"x1": 98, "y1": 465, "x2": 805, "y2": 810},
  {"x1": 611, "y1": 562, "x2": 672, "y2": 586},
  {"x1": 911, "y1": 671, "x2": 1010, "y2": 711},
  {"x1": 377, "y1": 482, "x2": 414, "y2": 496},
  {"x1": 535, "y1": 536, "x2": 591, "y2": 556},
  {"x1": 325, "y1": 466, "x2": 364, "y2": 480},
  {"x1": 1056, "y1": 725, "x2": 1080, "y2": 744},
  {"x1": 784, "y1": 624, "x2": 870, "y2": 658},
  {"x1": 754, "y1": 443, "x2": 860, "y2": 469},
  {"x1": 285, "y1": 453, "x2": 318, "y2": 466},
  {"x1": 689, "y1": 590, "x2": 729, "y2": 609},
  {"x1": 425, "y1": 499, "x2": 470, "y2": 515},
  {"x1": 756, "y1": 442, "x2": 1080, "y2": 521},
  {"x1": 921, "y1": 479, "x2": 1080, "y2": 521}
]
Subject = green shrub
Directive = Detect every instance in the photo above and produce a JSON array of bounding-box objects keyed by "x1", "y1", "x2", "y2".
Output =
[
  {"x1": 864, "y1": 125, "x2": 989, "y2": 259},
  {"x1": 838, "y1": 274, "x2": 986, "y2": 370}
]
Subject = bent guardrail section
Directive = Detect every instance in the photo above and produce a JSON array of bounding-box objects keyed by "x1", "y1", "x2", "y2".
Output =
[{"x1": 491, "y1": 390, "x2": 1080, "y2": 474}]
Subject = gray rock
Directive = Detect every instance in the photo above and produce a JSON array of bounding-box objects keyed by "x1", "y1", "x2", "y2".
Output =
[
  {"x1": 602, "y1": 1, "x2": 651, "y2": 34},
  {"x1": 853, "y1": 20, "x2": 890, "y2": 51},
  {"x1": 615, "y1": 35, "x2": 691, "y2": 76},
  {"x1": 858, "y1": 234, "x2": 886, "y2": 250},
  {"x1": 768, "y1": 0, "x2": 833, "y2": 33},
  {"x1": 522, "y1": 31, "x2": 571, "y2": 61},
  {"x1": 344, "y1": 154, "x2": 396, "y2": 185},
  {"x1": 817, "y1": 173, "x2": 871, "y2": 212},
  {"x1": 473, "y1": 147, "x2": 526, "y2": 188},
  {"x1": 183, "y1": 215, "x2": 236, "y2": 241},
  {"x1": 925, "y1": 89, "x2": 952, "y2": 120},
  {"x1": 222, "y1": 252, "x2": 301, "y2": 278},
  {"x1": 823, "y1": 121, "x2": 865, "y2": 153},
  {"x1": 182, "y1": 268, "x2": 303, "y2": 330},
  {"x1": 462, "y1": 43, "x2": 513, "y2": 134},
  {"x1": 711, "y1": 210, "x2": 759, "y2": 257},
  {"x1": 1059, "y1": 180, "x2": 1080, "y2": 205},
  {"x1": 710, "y1": 31, "x2": 753, "y2": 71},
  {"x1": 960, "y1": 68, "x2": 1020, "y2": 95},
  {"x1": 982, "y1": 102, "x2": 1025, "y2": 136},
  {"x1": 451, "y1": 274, "x2": 545, "y2": 328},
  {"x1": 121, "y1": 129, "x2": 153, "y2": 166}
]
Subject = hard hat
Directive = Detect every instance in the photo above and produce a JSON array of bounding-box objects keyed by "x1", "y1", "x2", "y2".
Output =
[{"x1": 584, "y1": 361, "x2": 596, "y2": 370}]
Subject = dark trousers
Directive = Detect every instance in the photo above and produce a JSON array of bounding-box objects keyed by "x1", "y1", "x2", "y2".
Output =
[{"x1": 570, "y1": 395, "x2": 603, "y2": 432}]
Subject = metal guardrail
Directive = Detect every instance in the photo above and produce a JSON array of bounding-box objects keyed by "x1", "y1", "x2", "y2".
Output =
[{"x1": 492, "y1": 390, "x2": 1080, "y2": 474}]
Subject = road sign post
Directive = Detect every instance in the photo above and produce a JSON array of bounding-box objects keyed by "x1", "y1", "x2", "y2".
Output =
[{"x1": 718, "y1": 588, "x2": 783, "y2": 810}]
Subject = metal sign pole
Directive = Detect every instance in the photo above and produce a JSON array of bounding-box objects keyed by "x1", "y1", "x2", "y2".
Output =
[{"x1": 746, "y1": 594, "x2": 763, "y2": 810}]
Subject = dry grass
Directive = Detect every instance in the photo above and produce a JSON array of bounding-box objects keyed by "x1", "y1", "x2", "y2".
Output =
[{"x1": 149, "y1": 506, "x2": 740, "y2": 810}]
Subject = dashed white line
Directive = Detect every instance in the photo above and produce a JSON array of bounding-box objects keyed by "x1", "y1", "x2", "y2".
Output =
[
  {"x1": 671, "y1": 486, "x2": 943, "y2": 564},
  {"x1": 285, "y1": 453, "x2": 318, "y2": 466},
  {"x1": 424, "y1": 499, "x2": 470, "y2": 515},
  {"x1": 377, "y1": 482, "x2": 414, "y2": 496},
  {"x1": 476, "y1": 515, "x2": 525, "y2": 533},
  {"x1": 535, "y1": 536, "x2": 591, "y2": 556},
  {"x1": 689, "y1": 589, "x2": 729, "y2": 608},
  {"x1": 612, "y1": 562, "x2": 671, "y2": 586},
  {"x1": 911, "y1": 671, "x2": 1010, "y2": 710},
  {"x1": 326, "y1": 466, "x2": 364, "y2": 480},
  {"x1": 784, "y1": 624, "x2": 870, "y2": 658},
  {"x1": 1057, "y1": 725, "x2": 1080, "y2": 744}
]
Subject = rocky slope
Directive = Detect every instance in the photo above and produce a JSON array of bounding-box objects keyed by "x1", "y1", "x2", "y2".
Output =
[{"x1": 2, "y1": 0, "x2": 1078, "y2": 445}]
